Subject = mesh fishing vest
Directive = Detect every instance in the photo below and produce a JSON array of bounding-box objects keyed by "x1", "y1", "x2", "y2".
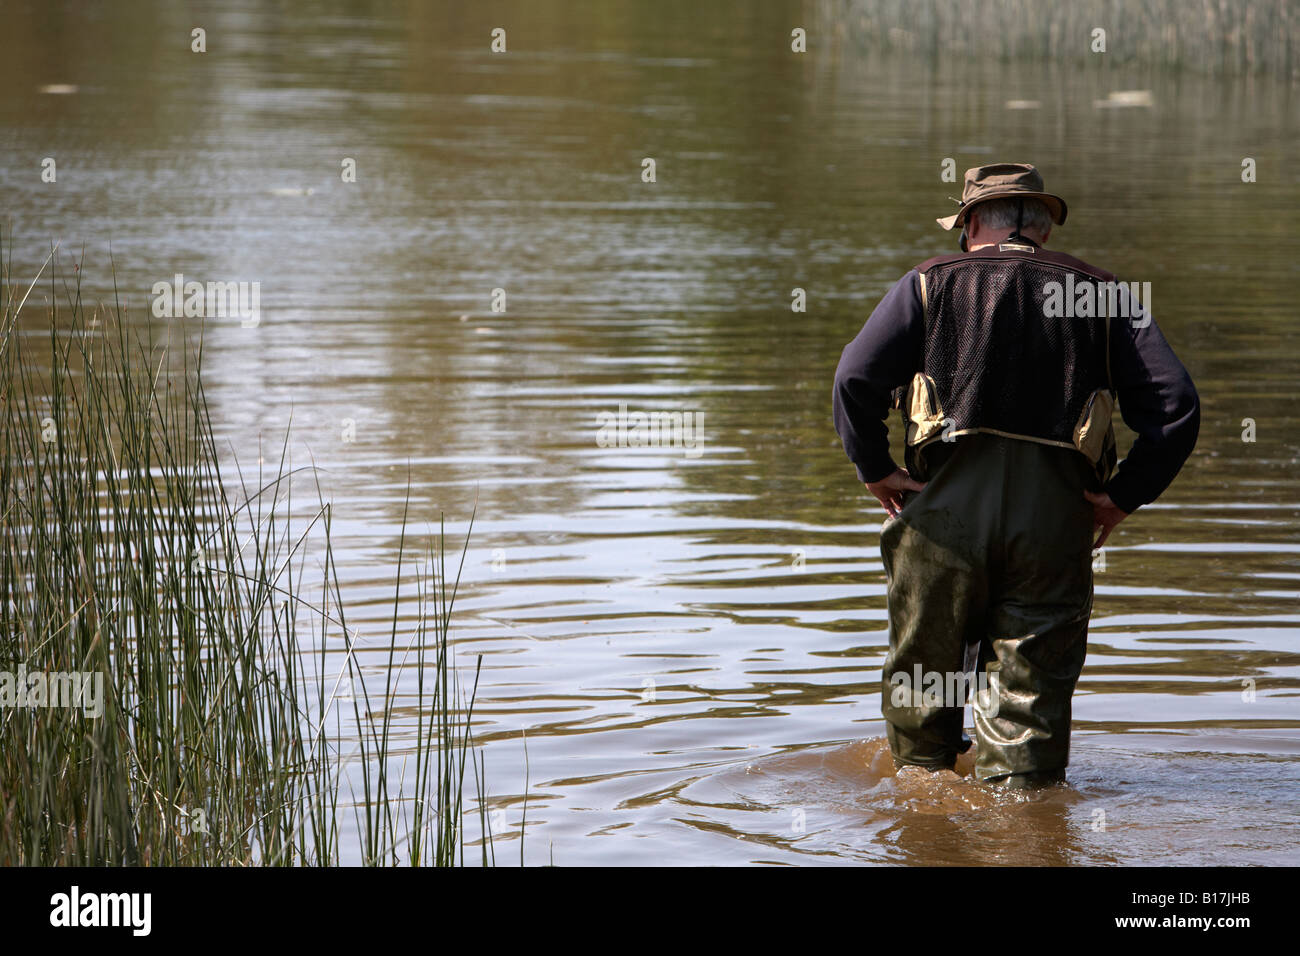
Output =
[{"x1": 892, "y1": 239, "x2": 1119, "y2": 485}]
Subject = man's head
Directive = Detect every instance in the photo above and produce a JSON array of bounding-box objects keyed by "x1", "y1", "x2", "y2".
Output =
[
  {"x1": 936, "y1": 163, "x2": 1067, "y2": 250},
  {"x1": 965, "y1": 197, "x2": 1053, "y2": 248}
]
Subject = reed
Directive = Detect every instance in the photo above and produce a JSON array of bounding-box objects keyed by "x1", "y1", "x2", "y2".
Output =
[
  {"x1": 817, "y1": 0, "x2": 1298, "y2": 78},
  {"x1": 0, "y1": 240, "x2": 494, "y2": 866}
]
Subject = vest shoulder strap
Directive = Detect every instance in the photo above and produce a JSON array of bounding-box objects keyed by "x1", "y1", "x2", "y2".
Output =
[{"x1": 915, "y1": 246, "x2": 1116, "y2": 283}]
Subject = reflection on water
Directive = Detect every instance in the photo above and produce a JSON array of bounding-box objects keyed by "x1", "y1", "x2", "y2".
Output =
[{"x1": 1, "y1": 0, "x2": 1298, "y2": 864}]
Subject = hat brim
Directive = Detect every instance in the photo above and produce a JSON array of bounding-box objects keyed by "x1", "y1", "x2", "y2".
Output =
[{"x1": 936, "y1": 191, "x2": 1068, "y2": 231}]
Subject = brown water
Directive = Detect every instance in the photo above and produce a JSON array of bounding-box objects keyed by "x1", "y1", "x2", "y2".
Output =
[{"x1": 3, "y1": 0, "x2": 1299, "y2": 865}]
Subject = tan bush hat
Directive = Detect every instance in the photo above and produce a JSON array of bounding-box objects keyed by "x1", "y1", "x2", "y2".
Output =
[{"x1": 936, "y1": 163, "x2": 1068, "y2": 233}]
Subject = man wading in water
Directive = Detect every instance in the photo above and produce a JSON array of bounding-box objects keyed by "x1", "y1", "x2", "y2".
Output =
[{"x1": 832, "y1": 163, "x2": 1199, "y2": 788}]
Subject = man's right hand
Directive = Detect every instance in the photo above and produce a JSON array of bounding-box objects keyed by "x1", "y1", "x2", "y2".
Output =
[
  {"x1": 1083, "y1": 489, "x2": 1129, "y2": 549},
  {"x1": 865, "y1": 468, "x2": 927, "y2": 518}
]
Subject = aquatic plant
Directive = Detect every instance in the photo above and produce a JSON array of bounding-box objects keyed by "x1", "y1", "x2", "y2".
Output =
[
  {"x1": 0, "y1": 240, "x2": 495, "y2": 866},
  {"x1": 818, "y1": 0, "x2": 1299, "y2": 77}
]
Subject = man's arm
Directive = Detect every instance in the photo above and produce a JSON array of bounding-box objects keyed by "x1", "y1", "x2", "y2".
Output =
[
  {"x1": 832, "y1": 270, "x2": 925, "y2": 487},
  {"x1": 1103, "y1": 306, "x2": 1201, "y2": 516}
]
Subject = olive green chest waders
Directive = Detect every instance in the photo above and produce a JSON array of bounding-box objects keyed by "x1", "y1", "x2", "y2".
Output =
[
  {"x1": 879, "y1": 241, "x2": 1119, "y2": 788},
  {"x1": 880, "y1": 434, "x2": 1096, "y2": 787}
]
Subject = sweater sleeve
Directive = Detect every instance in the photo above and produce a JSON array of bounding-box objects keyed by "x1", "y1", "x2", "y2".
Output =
[
  {"x1": 1104, "y1": 302, "x2": 1200, "y2": 514},
  {"x1": 832, "y1": 270, "x2": 925, "y2": 484}
]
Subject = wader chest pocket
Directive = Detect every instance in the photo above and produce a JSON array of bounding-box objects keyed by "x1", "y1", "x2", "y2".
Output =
[
  {"x1": 906, "y1": 372, "x2": 946, "y2": 447},
  {"x1": 1072, "y1": 388, "x2": 1115, "y2": 464}
]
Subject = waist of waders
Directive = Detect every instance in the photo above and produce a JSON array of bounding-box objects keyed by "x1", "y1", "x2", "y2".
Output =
[{"x1": 891, "y1": 373, "x2": 1117, "y2": 487}]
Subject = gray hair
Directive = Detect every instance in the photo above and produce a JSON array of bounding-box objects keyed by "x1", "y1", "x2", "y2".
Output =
[{"x1": 970, "y1": 197, "x2": 1053, "y2": 235}]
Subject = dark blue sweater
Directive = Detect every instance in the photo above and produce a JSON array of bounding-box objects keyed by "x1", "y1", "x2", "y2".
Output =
[{"x1": 832, "y1": 268, "x2": 1200, "y2": 514}]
